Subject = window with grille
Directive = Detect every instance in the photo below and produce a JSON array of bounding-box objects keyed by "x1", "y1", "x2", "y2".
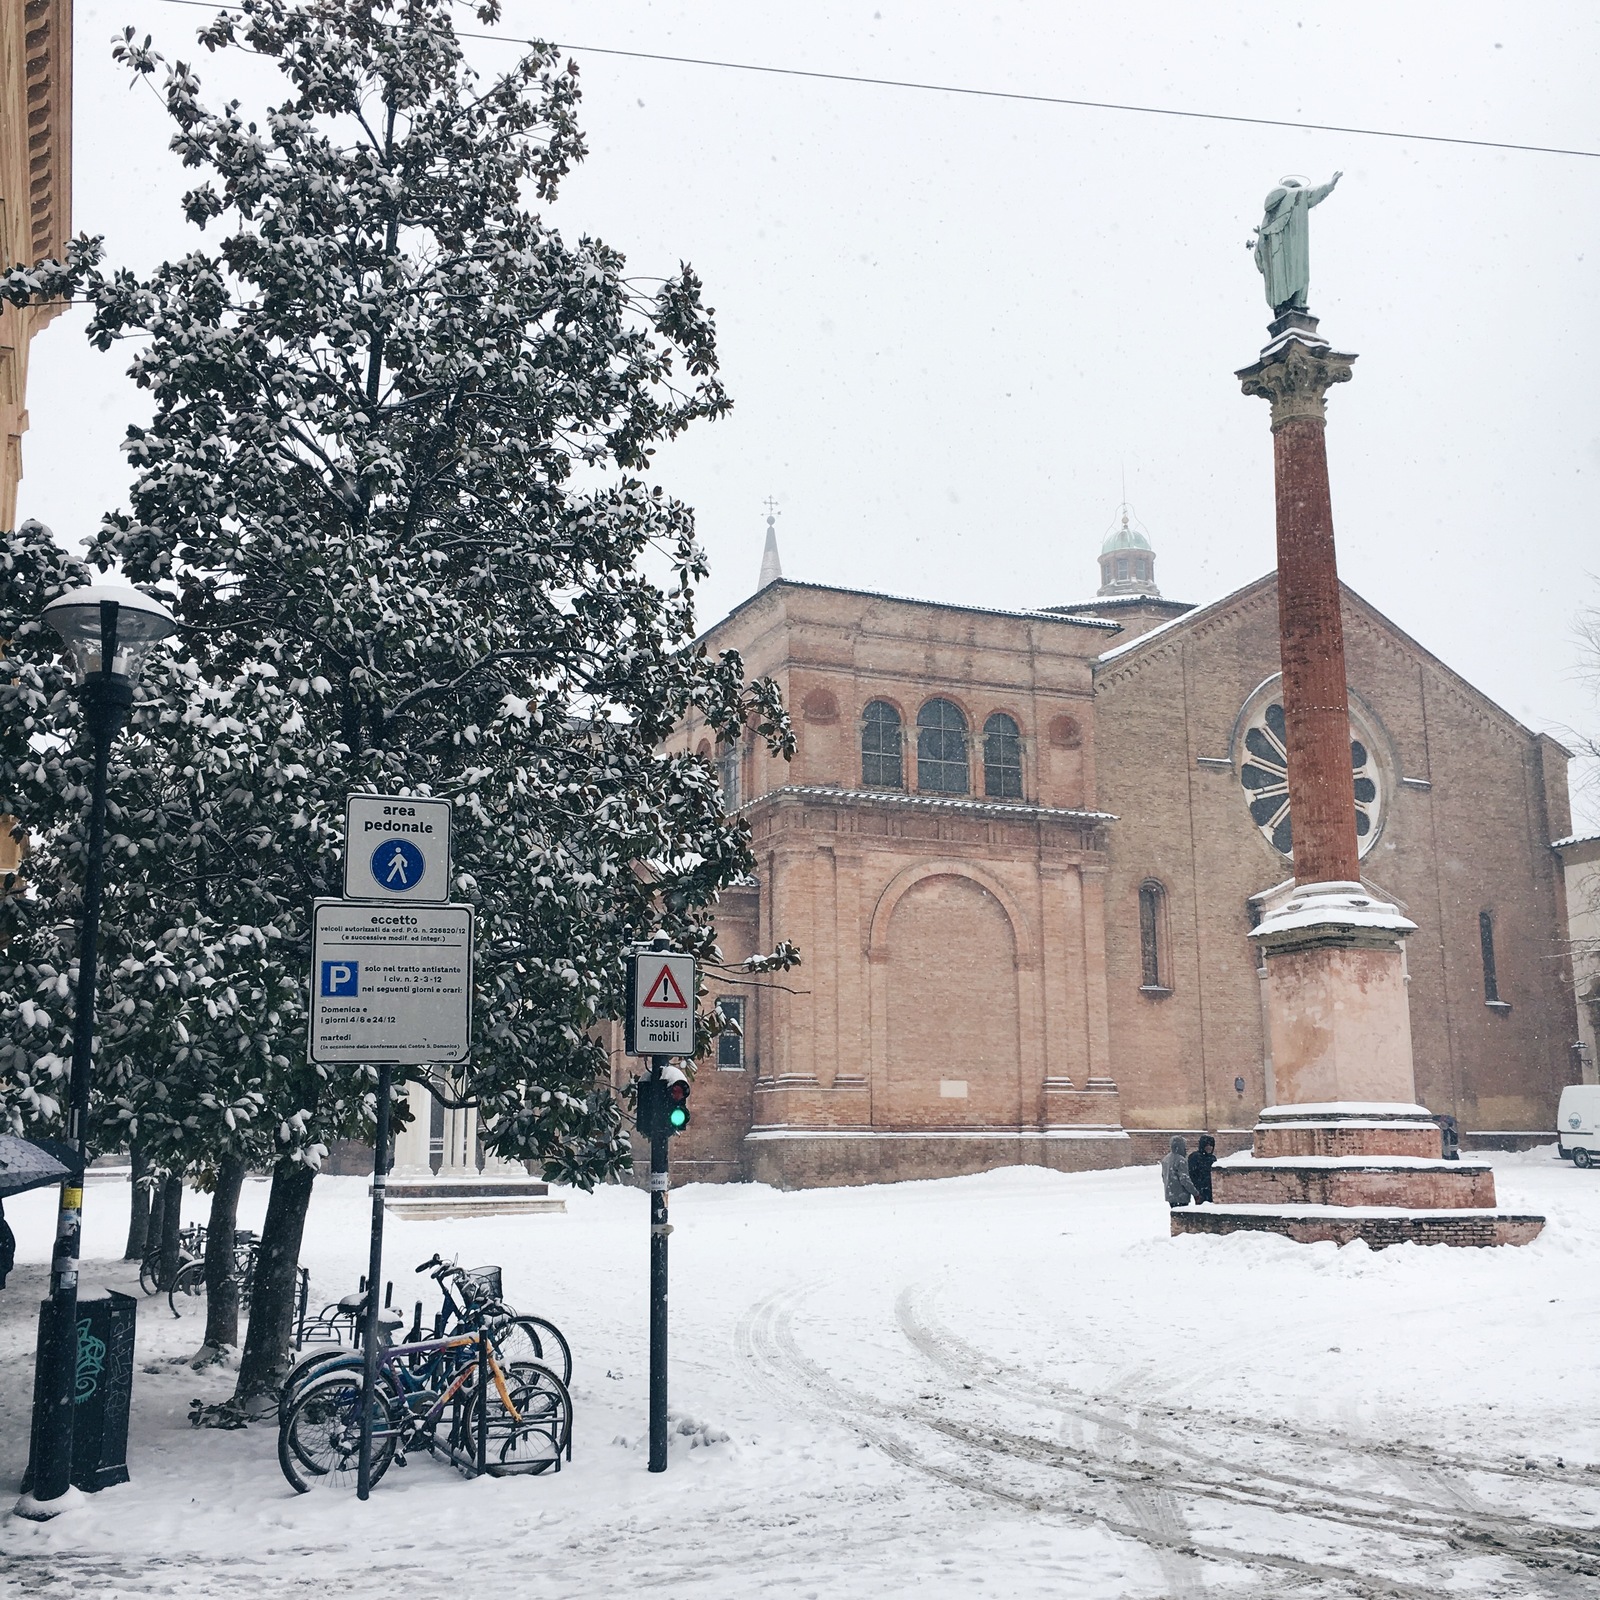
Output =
[
  {"x1": 715, "y1": 997, "x2": 746, "y2": 1069},
  {"x1": 861, "y1": 700, "x2": 904, "y2": 789},
  {"x1": 1479, "y1": 911, "x2": 1509, "y2": 1010},
  {"x1": 1139, "y1": 882, "x2": 1169, "y2": 992},
  {"x1": 917, "y1": 699, "x2": 969, "y2": 794},
  {"x1": 717, "y1": 737, "x2": 741, "y2": 809},
  {"x1": 983, "y1": 713, "x2": 1024, "y2": 799}
]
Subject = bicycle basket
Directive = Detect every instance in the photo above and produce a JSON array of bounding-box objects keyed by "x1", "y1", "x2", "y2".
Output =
[{"x1": 459, "y1": 1266, "x2": 502, "y2": 1306}]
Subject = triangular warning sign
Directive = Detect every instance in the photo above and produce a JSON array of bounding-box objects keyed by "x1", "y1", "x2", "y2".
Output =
[{"x1": 642, "y1": 963, "x2": 689, "y2": 1010}]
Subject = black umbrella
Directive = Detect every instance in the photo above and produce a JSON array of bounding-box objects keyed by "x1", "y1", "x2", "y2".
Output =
[{"x1": 0, "y1": 1135, "x2": 77, "y2": 1199}]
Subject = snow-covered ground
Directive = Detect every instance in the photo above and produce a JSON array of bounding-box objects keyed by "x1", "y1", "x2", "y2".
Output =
[{"x1": 2, "y1": 1151, "x2": 1599, "y2": 1599}]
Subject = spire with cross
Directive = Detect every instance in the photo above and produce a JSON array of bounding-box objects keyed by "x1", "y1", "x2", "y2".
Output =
[{"x1": 758, "y1": 498, "x2": 783, "y2": 590}]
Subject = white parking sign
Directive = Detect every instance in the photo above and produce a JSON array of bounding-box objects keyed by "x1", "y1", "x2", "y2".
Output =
[
  {"x1": 309, "y1": 901, "x2": 473, "y2": 1064},
  {"x1": 343, "y1": 794, "x2": 452, "y2": 904}
]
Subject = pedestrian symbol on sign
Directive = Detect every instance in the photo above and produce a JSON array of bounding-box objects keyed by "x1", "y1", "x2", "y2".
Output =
[
  {"x1": 370, "y1": 838, "x2": 425, "y2": 893},
  {"x1": 642, "y1": 963, "x2": 689, "y2": 1010}
]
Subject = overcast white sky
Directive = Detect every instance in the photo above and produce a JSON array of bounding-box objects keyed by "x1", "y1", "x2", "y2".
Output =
[{"x1": 20, "y1": 0, "x2": 1600, "y2": 824}]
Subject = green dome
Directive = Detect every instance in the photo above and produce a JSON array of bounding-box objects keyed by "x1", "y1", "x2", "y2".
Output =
[{"x1": 1101, "y1": 522, "x2": 1152, "y2": 555}]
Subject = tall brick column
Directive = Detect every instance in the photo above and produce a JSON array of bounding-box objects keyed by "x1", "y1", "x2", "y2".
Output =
[
  {"x1": 1236, "y1": 312, "x2": 1359, "y2": 886},
  {"x1": 1169, "y1": 308, "x2": 1542, "y2": 1247}
]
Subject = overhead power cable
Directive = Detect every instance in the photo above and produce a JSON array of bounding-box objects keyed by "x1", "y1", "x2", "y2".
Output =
[{"x1": 148, "y1": 0, "x2": 1600, "y2": 161}]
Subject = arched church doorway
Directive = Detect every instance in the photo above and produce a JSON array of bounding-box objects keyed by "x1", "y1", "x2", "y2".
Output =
[{"x1": 884, "y1": 873, "x2": 1022, "y2": 1126}]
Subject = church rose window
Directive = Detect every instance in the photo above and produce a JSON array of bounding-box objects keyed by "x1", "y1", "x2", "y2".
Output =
[
  {"x1": 861, "y1": 700, "x2": 904, "y2": 788},
  {"x1": 1236, "y1": 695, "x2": 1384, "y2": 860},
  {"x1": 983, "y1": 713, "x2": 1024, "y2": 799},
  {"x1": 917, "y1": 699, "x2": 969, "y2": 794}
]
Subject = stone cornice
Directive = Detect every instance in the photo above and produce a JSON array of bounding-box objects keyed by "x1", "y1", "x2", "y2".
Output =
[{"x1": 746, "y1": 783, "x2": 1116, "y2": 827}]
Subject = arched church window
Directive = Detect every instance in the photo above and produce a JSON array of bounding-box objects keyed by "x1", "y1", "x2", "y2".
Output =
[
  {"x1": 861, "y1": 700, "x2": 903, "y2": 789},
  {"x1": 983, "y1": 713, "x2": 1024, "y2": 799},
  {"x1": 1116, "y1": 556, "x2": 1129, "y2": 581},
  {"x1": 917, "y1": 699, "x2": 969, "y2": 794},
  {"x1": 1139, "y1": 881, "x2": 1170, "y2": 993},
  {"x1": 716, "y1": 735, "x2": 741, "y2": 809}
]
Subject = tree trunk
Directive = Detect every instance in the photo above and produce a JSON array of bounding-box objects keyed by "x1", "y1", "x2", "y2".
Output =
[
  {"x1": 123, "y1": 1145, "x2": 151, "y2": 1260},
  {"x1": 200, "y1": 1156, "x2": 246, "y2": 1356},
  {"x1": 156, "y1": 1172, "x2": 184, "y2": 1291},
  {"x1": 234, "y1": 1159, "x2": 315, "y2": 1410},
  {"x1": 144, "y1": 1173, "x2": 167, "y2": 1268}
]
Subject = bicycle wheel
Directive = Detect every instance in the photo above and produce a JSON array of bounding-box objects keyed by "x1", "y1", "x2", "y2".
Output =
[
  {"x1": 470, "y1": 1361, "x2": 572, "y2": 1477},
  {"x1": 138, "y1": 1257, "x2": 162, "y2": 1296},
  {"x1": 278, "y1": 1348, "x2": 362, "y2": 1426},
  {"x1": 167, "y1": 1257, "x2": 208, "y2": 1318},
  {"x1": 278, "y1": 1372, "x2": 397, "y2": 1493},
  {"x1": 491, "y1": 1316, "x2": 572, "y2": 1388}
]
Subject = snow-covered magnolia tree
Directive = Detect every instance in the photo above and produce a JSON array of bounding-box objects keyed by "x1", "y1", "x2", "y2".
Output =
[{"x1": 1, "y1": 0, "x2": 792, "y2": 1398}]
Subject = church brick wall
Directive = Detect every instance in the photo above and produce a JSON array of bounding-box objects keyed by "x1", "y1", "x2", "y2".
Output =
[
  {"x1": 650, "y1": 573, "x2": 1575, "y2": 1187},
  {"x1": 1095, "y1": 576, "x2": 1576, "y2": 1139}
]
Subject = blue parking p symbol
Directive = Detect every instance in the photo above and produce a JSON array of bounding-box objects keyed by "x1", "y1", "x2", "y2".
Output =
[{"x1": 321, "y1": 961, "x2": 359, "y2": 997}]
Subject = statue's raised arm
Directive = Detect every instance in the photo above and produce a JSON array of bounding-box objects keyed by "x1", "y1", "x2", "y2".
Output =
[{"x1": 1251, "y1": 171, "x2": 1343, "y2": 317}]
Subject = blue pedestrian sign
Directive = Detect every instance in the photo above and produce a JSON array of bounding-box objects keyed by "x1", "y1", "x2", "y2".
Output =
[
  {"x1": 343, "y1": 794, "x2": 451, "y2": 903},
  {"x1": 371, "y1": 838, "x2": 425, "y2": 891}
]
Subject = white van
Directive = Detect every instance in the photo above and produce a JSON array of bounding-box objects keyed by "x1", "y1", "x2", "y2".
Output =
[{"x1": 1557, "y1": 1086, "x2": 1600, "y2": 1168}]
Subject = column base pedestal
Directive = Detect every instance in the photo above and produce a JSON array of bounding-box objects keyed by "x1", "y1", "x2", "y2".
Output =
[
  {"x1": 1172, "y1": 1102, "x2": 1542, "y2": 1249},
  {"x1": 375, "y1": 1177, "x2": 566, "y2": 1219},
  {"x1": 1173, "y1": 1205, "x2": 1544, "y2": 1248}
]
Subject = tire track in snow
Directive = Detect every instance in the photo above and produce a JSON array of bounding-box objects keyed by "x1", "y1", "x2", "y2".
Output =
[
  {"x1": 740, "y1": 1285, "x2": 1458, "y2": 1599},
  {"x1": 895, "y1": 1286, "x2": 1600, "y2": 1588}
]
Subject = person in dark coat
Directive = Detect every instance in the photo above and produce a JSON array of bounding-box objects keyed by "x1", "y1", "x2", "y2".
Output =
[
  {"x1": 1187, "y1": 1134, "x2": 1217, "y2": 1203},
  {"x1": 1161, "y1": 1135, "x2": 1198, "y2": 1207}
]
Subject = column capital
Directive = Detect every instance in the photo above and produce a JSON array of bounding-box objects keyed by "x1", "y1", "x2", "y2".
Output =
[{"x1": 1237, "y1": 320, "x2": 1357, "y2": 431}]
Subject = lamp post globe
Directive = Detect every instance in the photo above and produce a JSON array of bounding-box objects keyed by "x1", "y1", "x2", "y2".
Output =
[
  {"x1": 41, "y1": 581, "x2": 180, "y2": 684},
  {"x1": 22, "y1": 581, "x2": 179, "y2": 1515}
]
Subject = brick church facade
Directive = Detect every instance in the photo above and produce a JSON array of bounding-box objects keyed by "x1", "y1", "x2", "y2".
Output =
[{"x1": 642, "y1": 521, "x2": 1578, "y2": 1187}]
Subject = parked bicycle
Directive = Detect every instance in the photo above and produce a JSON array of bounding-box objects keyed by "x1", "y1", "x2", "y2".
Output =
[
  {"x1": 419, "y1": 1255, "x2": 572, "y2": 1389},
  {"x1": 139, "y1": 1222, "x2": 206, "y2": 1297},
  {"x1": 277, "y1": 1323, "x2": 572, "y2": 1491},
  {"x1": 166, "y1": 1229, "x2": 260, "y2": 1319},
  {"x1": 289, "y1": 1255, "x2": 570, "y2": 1389}
]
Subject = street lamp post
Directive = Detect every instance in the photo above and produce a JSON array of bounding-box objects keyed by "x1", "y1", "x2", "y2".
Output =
[{"x1": 24, "y1": 583, "x2": 179, "y2": 1513}]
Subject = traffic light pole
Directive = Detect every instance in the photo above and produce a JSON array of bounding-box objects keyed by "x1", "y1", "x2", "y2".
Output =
[{"x1": 648, "y1": 1054, "x2": 670, "y2": 1473}]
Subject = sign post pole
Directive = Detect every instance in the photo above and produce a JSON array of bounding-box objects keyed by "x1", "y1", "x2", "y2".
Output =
[
  {"x1": 356, "y1": 1060, "x2": 393, "y2": 1502},
  {"x1": 625, "y1": 936, "x2": 696, "y2": 1476},
  {"x1": 648, "y1": 1053, "x2": 670, "y2": 1474}
]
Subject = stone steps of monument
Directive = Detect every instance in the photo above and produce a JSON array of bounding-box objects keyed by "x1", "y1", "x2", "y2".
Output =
[
  {"x1": 1173, "y1": 1203, "x2": 1543, "y2": 1249},
  {"x1": 1212, "y1": 1157, "x2": 1496, "y2": 1210}
]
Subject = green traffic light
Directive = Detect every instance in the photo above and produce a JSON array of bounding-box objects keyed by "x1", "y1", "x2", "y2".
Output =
[{"x1": 669, "y1": 1106, "x2": 688, "y2": 1129}]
